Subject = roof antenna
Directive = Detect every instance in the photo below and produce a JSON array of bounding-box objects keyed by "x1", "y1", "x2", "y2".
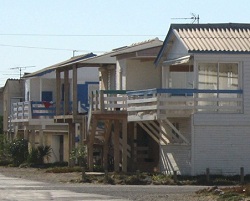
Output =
[
  {"x1": 10, "y1": 66, "x2": 35, "y2": 79},
  {"x1": 171, "y1": 13, "x2": 200, "y2": 24}
]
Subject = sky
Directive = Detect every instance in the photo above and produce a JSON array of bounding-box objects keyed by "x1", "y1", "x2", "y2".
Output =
[{"x1": 0, "y1": 0, "x2": 249, "y2": 87}]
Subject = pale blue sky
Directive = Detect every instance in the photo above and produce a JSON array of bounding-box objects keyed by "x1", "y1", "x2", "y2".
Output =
[{"x1": 0, "y1": 0, "x2": 249, "y2": 86}]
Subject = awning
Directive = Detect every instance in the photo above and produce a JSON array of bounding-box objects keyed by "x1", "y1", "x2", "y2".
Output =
[{"x1": 163, "y1": 55, "x2": 192, "y2": 66}]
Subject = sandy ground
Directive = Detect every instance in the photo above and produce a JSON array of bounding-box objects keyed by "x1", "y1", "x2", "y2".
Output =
[
  {"x1": 0, "y1": 166, "x2": 81, "y2": 183},
  {"x1": 0, "y1": 166, "x2": 221, "y2": 200}
]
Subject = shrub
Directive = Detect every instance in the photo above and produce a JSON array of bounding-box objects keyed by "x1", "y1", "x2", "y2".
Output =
[
  {"x1": 70, "y1": 145, "x2": 86, "y2": 167},
  {"x1": 37, "y1": 145, "x2": 52, "y2": 164},
  {"x1": 9, "y1": 139, "x2": 29, "y2": 166}
]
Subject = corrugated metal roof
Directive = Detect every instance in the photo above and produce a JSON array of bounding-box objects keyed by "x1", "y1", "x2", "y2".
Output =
[
  {"x1": 58, "y1": 38, "x2": 162, "y2": 68},
  {"x1": 172, "y1": 23, "x2": 250, "y2": 53},
  {"x1": 23, "y1": 53, "x2": 96, "y2": 78},
  {"x1": 111, "y1": 37, "x2": 163, "y2": 56}
]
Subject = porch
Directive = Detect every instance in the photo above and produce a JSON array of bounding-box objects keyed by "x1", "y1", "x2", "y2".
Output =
[{"x1": 127, "y1": 88, "x2": 243, "y2": 121}]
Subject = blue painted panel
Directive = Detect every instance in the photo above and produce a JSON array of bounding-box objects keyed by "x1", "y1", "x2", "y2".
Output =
[
  {"x1": 42, "y1": 91, "x2": 53, "y2": 101},
  {"x1": 77, "y1": 82, "x2": 98, "y2": 112}
]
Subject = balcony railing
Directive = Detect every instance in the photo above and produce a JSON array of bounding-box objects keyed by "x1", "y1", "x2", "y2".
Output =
[
  {"x1": 127, "y1": 88, "x2": 243, "y2": 121},
  {"x1": 90, "y1": 90, "x2": 127, "y2": 112},
  {"x1": 12, "y1": 101, "x2": 56, "y2": 121}
]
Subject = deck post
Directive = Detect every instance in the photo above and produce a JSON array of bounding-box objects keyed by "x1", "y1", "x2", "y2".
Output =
[
  {"x1": 72, "y1": 64, "x2": 78, "y2": 118},
  {"x1": 103, "y1": 121, "x2": 112, "y2": 171},
  {"x1": 114, "y1": 120, "x2": 120, "y2": 172},
  {"x1": 30, "y1": 129, "x2": 35, "y2": 148},
  {"x1": 64, "y1": 69, "x2": 69, "y2": 115},
  {"x1": 100, "y1": 90, "x2": 104, "y2": 112},
  {"x1": 56, "y1": 69, "x2": 61, "y2": 115},
  {"x1": 88, "y1": 118, "x2": 97, "y2": 171},
  {"x1": 122, "y1": 119, "x2": 127, "y2": 172},
  {"x1": 24, "y1": 126, "x2": 28, "y2": 140},
  {"x1": 68, "y1": 122, "x2": 76, "y2": 167},
  {"x1": 133, "y1": 122, "x2": 137, "y2": 171},
  {"x1": 39, "y1": 128, "x2": 44, "y2": 146}
]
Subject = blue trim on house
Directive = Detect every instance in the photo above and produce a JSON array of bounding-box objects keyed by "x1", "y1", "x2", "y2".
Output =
[
  {"x1": 35, "y1": 53, "x2": 96, "y2": 77},
  {"x1": 127, "y1": 88, "x2": 243, "y2": 96},
  {"x1": 154, "y1": 25, "x2": 174, "y2": 66}
]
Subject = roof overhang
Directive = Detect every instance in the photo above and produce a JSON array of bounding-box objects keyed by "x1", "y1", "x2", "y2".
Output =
[{"x1": 163, "y1": 55, "x2": 193, "y2": 66}]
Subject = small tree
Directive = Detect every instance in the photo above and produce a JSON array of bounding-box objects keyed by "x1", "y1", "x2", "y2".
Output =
[
  {"x1": 70, "y1": 145, "x2": 86, "y2": 167},
  {"x1": 70, "y1": 144, "x2": 87, "y2": 181}
]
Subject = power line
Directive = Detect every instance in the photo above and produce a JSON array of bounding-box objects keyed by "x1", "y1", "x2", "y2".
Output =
[
  {"x1": 0, "y1": 43, "x2": 106, "y2": 53},
  {"x1": 0, "y1": 34, "x2": 165, "y2": 37}
]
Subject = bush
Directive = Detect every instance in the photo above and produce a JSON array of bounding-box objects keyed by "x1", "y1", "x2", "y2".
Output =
[
  {"x1": 9, "y1": 139, "x2": 28, "y2": 166},
  {"x1": 27, "y1": 145, "x2": 52, "y2": 165}
]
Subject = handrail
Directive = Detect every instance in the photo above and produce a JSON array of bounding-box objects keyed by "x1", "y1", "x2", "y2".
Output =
[{"x1": 127, "y1": 88, "x2": 243, "y2": 96}]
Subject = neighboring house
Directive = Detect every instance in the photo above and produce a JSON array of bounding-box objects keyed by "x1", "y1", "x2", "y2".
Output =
[
  {"x1": 3, "y1": 79, "x2": 25, "y2": 139},
  {"x1": 85, "y1": 38, "x2": 163, "y2": 172},
  {"x1": 11, "y1": 53, "x2": 99, "y2": 163},
  {"x1": 128, "y1": 23, "x2": 248, "y2": 176},
  {"x1": 0, "y1": 87, "x2": 3, "y2": 117}
]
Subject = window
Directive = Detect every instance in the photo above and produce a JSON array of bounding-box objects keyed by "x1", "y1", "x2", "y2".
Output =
[
  {"x1": 198, "y1": 63, "x2": 239, "y2": 90},
  {"x1": 198, "y1": 62, "x2": 239, "y2": 111}
]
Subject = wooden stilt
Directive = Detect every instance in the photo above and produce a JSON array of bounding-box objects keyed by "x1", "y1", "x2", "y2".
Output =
[
  {"x1": 114, "y1": 120, "x2": 120, "y2": 172},
  {"x1": 103, "y1": 120, "x2": 112, "y2": 171},
  {"x1": 30, "y1": 129, "x2": 35, "y2": 148},
  {"x1": 39, "y1": 129, "x2": 44, "y2": 146},
  {"x1": 122, "y1": 119, "x2": 127, "y2": 172},
  {"x1": 68, "y1": 122, "x2": 76, "y2": 167},
  {"x1": 24, "y1": 126, "x2": 28, "y2": 140},
  {"x1": 88, "y1": 118, "x2": 97, "y2": 171}
]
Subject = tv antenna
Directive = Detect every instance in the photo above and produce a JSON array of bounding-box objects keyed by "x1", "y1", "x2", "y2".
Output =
[
  {"x1": 171, "y1": 13, "x2": 200, "y2": 24},
  {"x1": 10, "y1": 66, "x2": 36, "y2": 79}
]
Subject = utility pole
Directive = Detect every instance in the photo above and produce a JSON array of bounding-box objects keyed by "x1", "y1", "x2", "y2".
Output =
[{"x1": 10, "y1": 66, "x2": 35, "y2": 79}]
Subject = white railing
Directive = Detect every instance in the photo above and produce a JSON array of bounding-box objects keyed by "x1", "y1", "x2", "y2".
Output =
[
  {"x1": 91, "y1": 90, "x2": 127, "y2": 112},
  {"x1": 127, "y1": 88, "x2": 243, "y2": 121},
  {"x1": 12, "y1": 101, "x2": 56, "y2": 121}
]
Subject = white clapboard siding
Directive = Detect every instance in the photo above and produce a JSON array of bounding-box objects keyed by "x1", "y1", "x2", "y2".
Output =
[
  {"x1": 192, "y1": 125, "x2": 250, "y2": 175},
  {"x1": 160, "y1": 144, "x2": 191, "y2": 175}
]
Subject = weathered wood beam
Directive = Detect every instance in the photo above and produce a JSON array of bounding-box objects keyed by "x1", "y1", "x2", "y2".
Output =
[
  {"x1": 164, "y1": 119, "x2": 190, "y2": 144},
  {"x1": 72, "y1": 64, "x2": 78, "y2": 118},
  {"x1": 56, "y1": 69, "x2": 61, "y2": 115},
  {"x1": 88, "y1": 118, "x2": 97, "y2": 171},
  {"x1": 103, "y1": 120, "x2": 112, "y2": 171},
  {"x1": 137, "y1": 122, "x2": 159, "y2": 144},
  {"x1": 122, "y1": 119, "x2": 128, "y2": 172},
  {"x1": 68, "y1": 122, "x2": 76, "y2": 167},
  {"x1": 64, "y1": 69, "x2": 69, "y2": 115},
  {"x1": 114, "y1": 120, "x2": 120, "y2": 172}
]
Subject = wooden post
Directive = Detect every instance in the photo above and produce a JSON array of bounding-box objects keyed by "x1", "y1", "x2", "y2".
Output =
[
  {"x1": 206, "y1": 168, "x2": 210, "y2": 183},
  {"x1": 240, "y1": 167, "x2": 244, "y2": 184},
  {"x1": 68, "y1": 122, "x2": 76, "y2": 167},
  {"x1": 103, "y1": 121, "x2": 112, "y2": 171},
  {"x1": 56, "y1": 69, "x2": 61, "y2": 115},
  {"x1": 122, "y1": 119, "x2": 127, "y2": 172},
  {"x1": 30, "y1": 129, "x2": 35, "y2": 148},
  {"x1": 24, "y1": 126, "x2": 28, "y2": 140},
  {"x1": 72, "y1": 64, "x2": 78, "y2": 118},
  {"x1": 114, "y1": 120, "x2": 120, "y2": 172},
  {"x1": 64, "y1": 69, "x2": 69, "y2": 115},
  {"x1": 173, "y1": 170, "x2": 177, "y2": 182},
  {"x1": 95, "y1": 90, "x2": 99, "y2": 110},
  {"x1": 39, "y1": 129, "x2": 44, "y2": 146},
  {"x1": 133, "y1": 122, "x2": 137, "y2": 171},
  {"x1": 88, "y1": 118, "x2": 97, "y2": 171},
  {"x1": 100, "y1": 90, "x2": 104, "y2": 112}
]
